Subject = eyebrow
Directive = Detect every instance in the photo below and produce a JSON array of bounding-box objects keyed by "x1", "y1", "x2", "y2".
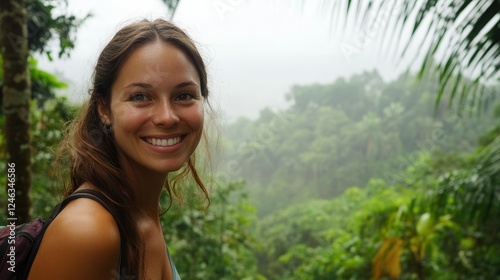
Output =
[
  {"x1": 124, "y1": 82, "x2": 153, "y2": 89},
  {"x1": 123, "y1": 81, "x2": 199, "y2": 89},
  {"x1": 175, "y1": 81, "x2": 199, "y2": 89}
]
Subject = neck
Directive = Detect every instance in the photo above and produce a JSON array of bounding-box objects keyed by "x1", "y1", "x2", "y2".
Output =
[
  {"x1": 132, "y1": 175, "x2": 166, "y2": 218},
  {"x1": 120, "y1": 161, "x2": 168, "y2": 219}
]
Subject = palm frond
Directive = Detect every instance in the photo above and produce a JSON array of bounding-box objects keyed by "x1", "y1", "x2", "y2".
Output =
[
  {"x1": 318, "y1": 0, "x2": 500, "y2": 113},
  {"x1": 427, "y1": 136, "x2": 500, "y2": 224}
]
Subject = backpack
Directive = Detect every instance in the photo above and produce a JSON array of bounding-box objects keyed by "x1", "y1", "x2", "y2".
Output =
[{"x1": 0, "y1": 189, "x2": 125, "y2": 279}]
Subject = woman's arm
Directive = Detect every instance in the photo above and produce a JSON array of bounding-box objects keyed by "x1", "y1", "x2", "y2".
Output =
[{"x1": 28, "y1": 197, "x2": 121, "y2": 280}]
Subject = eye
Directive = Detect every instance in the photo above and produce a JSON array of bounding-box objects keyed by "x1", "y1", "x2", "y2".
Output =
[
  {"x1": 176, "y1": 92, "x2": 194, "y2": 101},
  {"x1": 130, "y1": 93, "x2": 150, "y2": 102}
]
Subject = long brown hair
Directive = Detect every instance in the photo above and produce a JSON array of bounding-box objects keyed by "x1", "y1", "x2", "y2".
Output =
[{"x1": 57, "y1": 18, "x2": 210, "y2": 278}]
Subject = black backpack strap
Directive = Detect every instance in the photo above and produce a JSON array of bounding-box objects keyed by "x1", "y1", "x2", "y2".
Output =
[{"x1": 49, "y1": 189, "x2": 112, "y2": 219}]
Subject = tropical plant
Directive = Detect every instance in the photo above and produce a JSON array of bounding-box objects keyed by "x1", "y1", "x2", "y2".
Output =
[
  {"x1": 0, "y1": 93, "x2": 76, "y2": 221},
  {"x1": 0, "y1": 0, "x2": 88, "y2": 221},
  {"x1": 1, "y1": 0, "x2": 34, "y2": 222},
  {"x1": 161, "y1": 181, "x2": 261, "y2": 280},
  {"x1": 324, "y1": 0, "x2": 499, "y2": 112}
]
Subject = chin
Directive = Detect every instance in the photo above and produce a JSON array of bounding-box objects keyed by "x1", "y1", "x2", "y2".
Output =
[{"x1": 160, "y1": 162, "x2": 189, "y2": 173}]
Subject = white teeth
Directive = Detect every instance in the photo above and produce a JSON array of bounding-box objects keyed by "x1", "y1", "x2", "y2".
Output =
[{"x1": 147, "y1": 137, "x2": 181, "y2": 147}]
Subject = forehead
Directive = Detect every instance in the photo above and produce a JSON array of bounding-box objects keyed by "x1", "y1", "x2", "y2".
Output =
[{"x1": 113, "y1": 41, "x2": 200, "y2": 88}]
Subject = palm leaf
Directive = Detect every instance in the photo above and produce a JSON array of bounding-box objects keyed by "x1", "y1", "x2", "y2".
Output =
[
  {"x1": 428, "y1": 136, "x2": 500, "y2": 224},
  {"x1": 313, "y1": 0, "x2": 500, "y2": 114}
]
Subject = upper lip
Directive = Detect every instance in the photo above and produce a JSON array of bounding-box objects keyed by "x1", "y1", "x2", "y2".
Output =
[{"x1": 142, "y1": 133, "x2": 185, "y2": 140}]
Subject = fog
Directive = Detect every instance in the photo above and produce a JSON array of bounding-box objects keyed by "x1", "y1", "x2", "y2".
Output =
[{"x1": 37, "y1": 0, "x2": 416, "y2": 120}]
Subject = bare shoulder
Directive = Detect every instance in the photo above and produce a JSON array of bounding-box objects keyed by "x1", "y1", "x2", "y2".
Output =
[{"x1": 28, "y1": 192, "x2": 121, "y2": 280}]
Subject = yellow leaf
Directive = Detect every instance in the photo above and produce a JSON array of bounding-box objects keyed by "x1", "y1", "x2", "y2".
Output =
[{"x1": 372, "y1": 238, "x2": 404, "y2": 280}]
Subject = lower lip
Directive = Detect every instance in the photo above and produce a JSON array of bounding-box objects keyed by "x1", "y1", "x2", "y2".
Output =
[{"x1": 143, "y1": 137, "x2": 184, "y2": 153}]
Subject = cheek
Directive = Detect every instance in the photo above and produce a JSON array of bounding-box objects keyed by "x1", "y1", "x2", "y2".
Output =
[
  {"x1": 193, "y1": 105, "x2": 205, "y2": 131},
  {"x1": 111, "y1": 106, "x2": 148, "y2": 132}
]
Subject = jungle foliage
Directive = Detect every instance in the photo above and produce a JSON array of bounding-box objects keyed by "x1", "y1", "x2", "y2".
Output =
[
  {"x1": 220, "y1": 69, "x2": 500, "y2": 279},
  {"x1": 223, "y1": 69, "x2": 498, "y2": 217},
  {"x1": 1, "y1": 63, "x2": 498, "y2": 279}
]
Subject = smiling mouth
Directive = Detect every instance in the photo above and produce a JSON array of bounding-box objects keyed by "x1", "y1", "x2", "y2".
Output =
[{"x1": 145, "y1": 137, "x2": 182, "y2": 147}]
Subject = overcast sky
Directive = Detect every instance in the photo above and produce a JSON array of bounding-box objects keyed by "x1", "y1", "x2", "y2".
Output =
[{"x1": 37, "y1": 0, "x2": 413, "y2": 121}]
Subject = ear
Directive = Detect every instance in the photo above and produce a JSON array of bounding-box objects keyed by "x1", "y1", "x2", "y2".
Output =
[{"x1": 97, "y1": 99, "x2": 111, "y2": 125}]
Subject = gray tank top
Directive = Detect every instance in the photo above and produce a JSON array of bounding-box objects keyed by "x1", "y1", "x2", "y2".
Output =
[{"x1": 167, "y1": 248, "x2": 181, "y2": 280}]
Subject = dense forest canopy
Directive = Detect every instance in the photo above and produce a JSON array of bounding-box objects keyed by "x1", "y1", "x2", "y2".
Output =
[{"x1": 222, "y1": 69, "x2": 497, "y2": 217}]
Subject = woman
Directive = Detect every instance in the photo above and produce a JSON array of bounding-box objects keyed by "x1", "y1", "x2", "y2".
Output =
[{"x1": 28, "y1": 19, "x2": 211, "y2": 280}]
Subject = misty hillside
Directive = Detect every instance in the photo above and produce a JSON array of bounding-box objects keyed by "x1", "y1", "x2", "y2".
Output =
[{"x1": 220, "y1": 70, "x2": 497, "y2": 216}]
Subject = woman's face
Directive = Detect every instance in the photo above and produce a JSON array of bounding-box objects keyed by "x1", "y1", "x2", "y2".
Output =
[{"x1": 100, "y1": 41, "x2": 204, "y2": 176}]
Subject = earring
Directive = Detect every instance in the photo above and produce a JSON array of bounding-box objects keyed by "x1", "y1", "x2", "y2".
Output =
[{"x1": 105, "y1": 124, "x2": 112, "y2": 132}]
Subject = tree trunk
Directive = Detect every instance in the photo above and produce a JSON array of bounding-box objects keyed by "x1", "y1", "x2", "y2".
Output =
[{"x1": 0, "y1": 0, "x2": 32, "y2": 223}]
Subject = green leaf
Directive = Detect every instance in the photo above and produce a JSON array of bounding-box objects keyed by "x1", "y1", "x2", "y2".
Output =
[{"x1": 416, "y1": 212, "x2": 433, "y2": 236}]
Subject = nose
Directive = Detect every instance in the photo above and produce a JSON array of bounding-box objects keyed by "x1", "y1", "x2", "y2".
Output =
[{"x1": 153, "y1": 100, "x2": 179, "y2": 127}]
